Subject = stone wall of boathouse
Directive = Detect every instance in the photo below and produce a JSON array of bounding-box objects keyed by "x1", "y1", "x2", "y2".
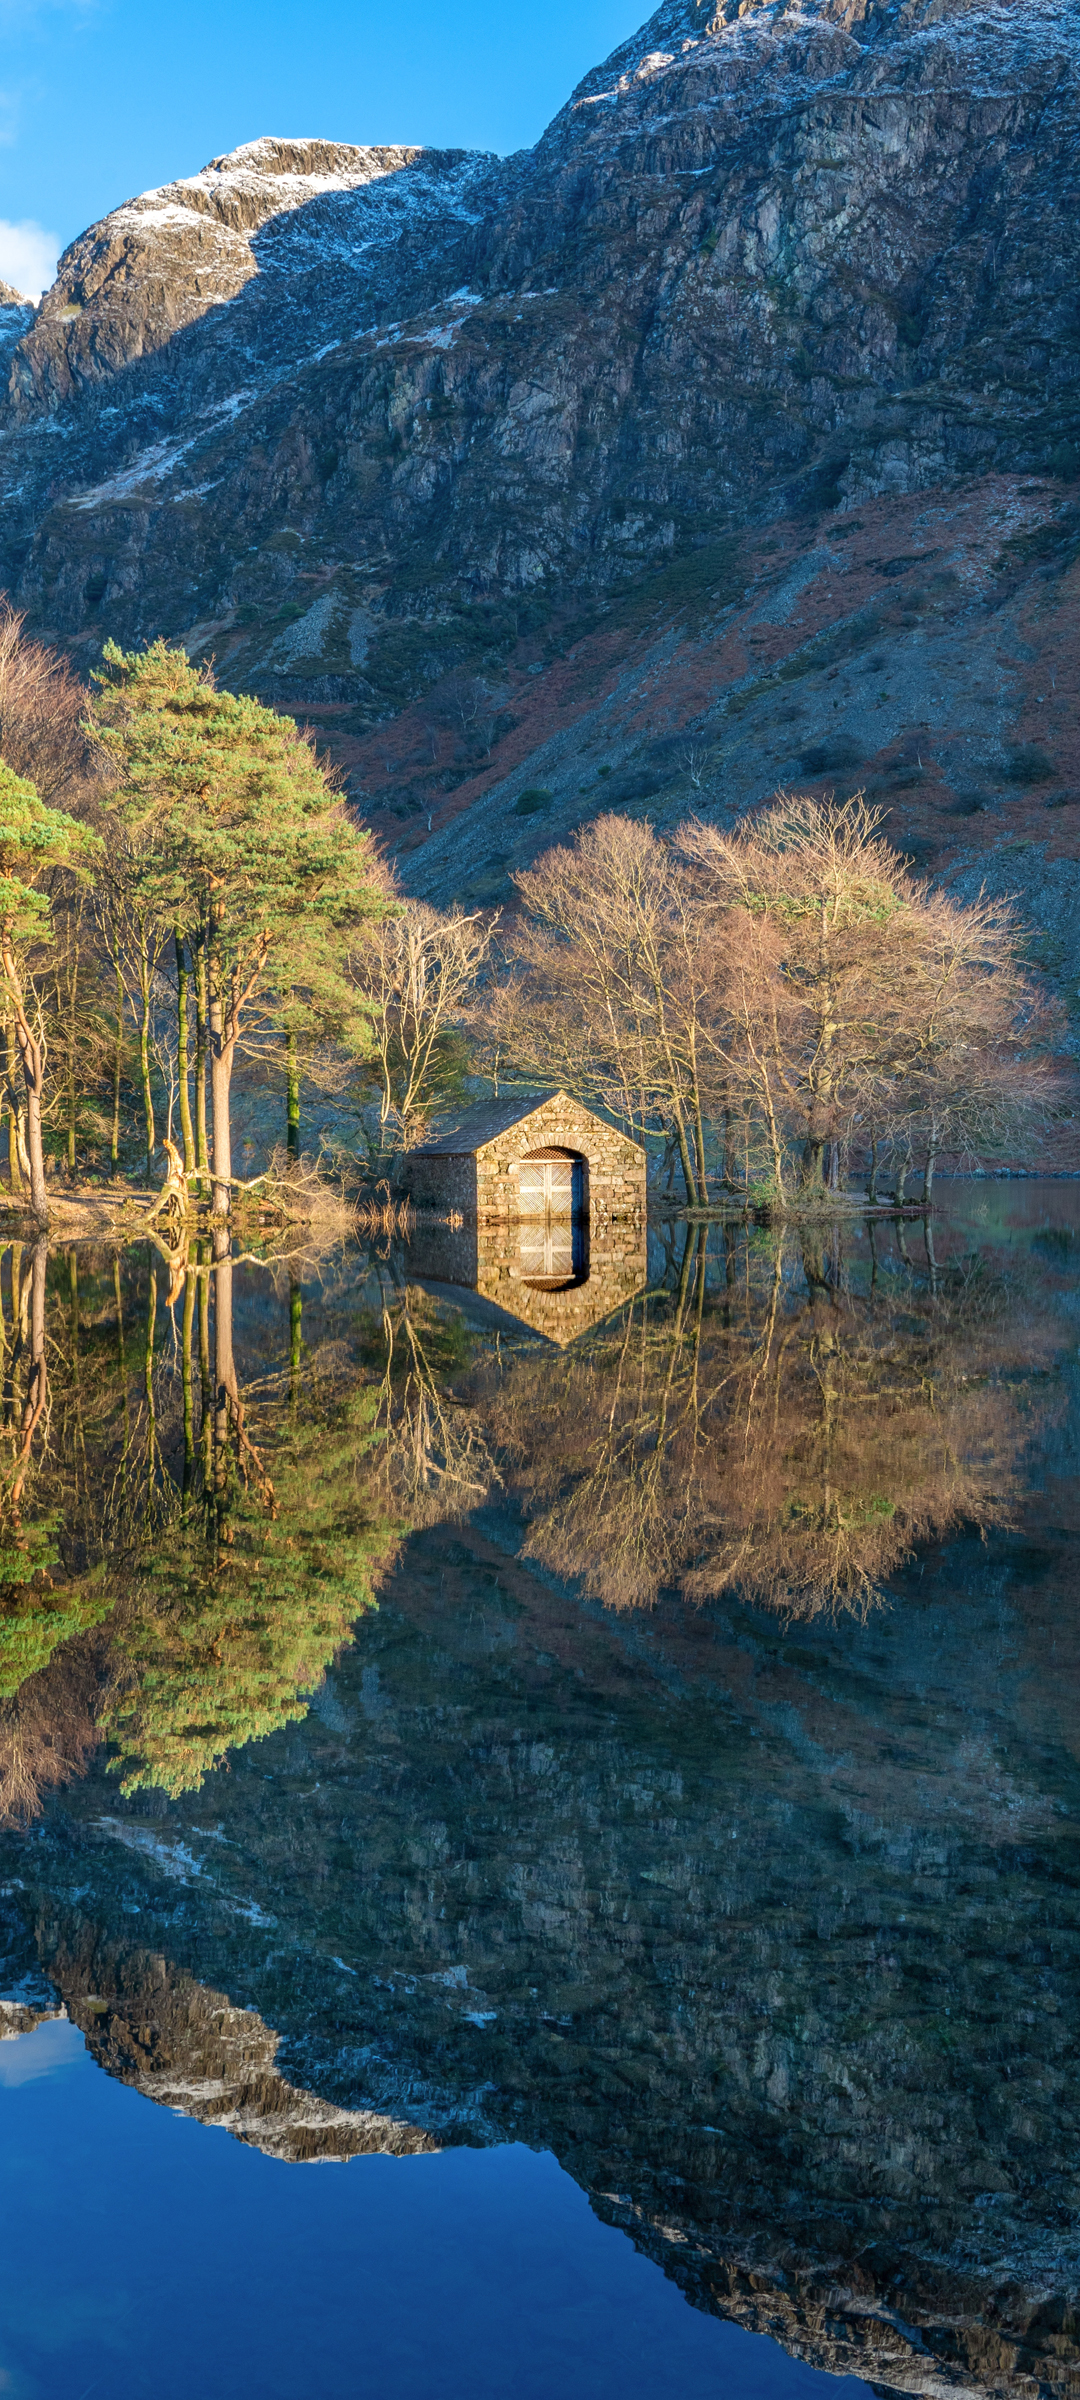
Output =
[{"x1": 406, "y1": 1096, "x2": 646, "y2": 1220}]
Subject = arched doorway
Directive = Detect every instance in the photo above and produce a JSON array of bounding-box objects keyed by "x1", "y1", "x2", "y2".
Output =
[{"x1": 519, "y1": 1147, "x2": 588, "y2": 1289}]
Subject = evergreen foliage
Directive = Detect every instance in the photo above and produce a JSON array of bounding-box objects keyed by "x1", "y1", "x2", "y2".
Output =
[
  {"x1": 0, "y1": 763, "x2": 101, "y2": 1216},
  {"x1": 89, "y1": 642, "x2": 386, "y2": 1202}
]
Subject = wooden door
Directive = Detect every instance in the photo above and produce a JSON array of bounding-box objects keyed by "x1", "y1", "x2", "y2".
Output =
[
  {"x1": 519, "y1": 1149, "x2": 586, "y2": 1286},
  {"x1": 520, "y1": 1155, "x2": 574, "y2": 1214}
]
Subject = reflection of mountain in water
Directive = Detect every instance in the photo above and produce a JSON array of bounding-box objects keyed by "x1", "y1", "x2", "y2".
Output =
[
  {"x1": 5, "y1": 1470, "x2": 1080, "y2": 2387},
  {"x1": 0, "y1": 1202, "x2": 1079, "y2": 2393},
  {"x1": 31, "y1": 1932, "x2": 438, "y2": 2163}
]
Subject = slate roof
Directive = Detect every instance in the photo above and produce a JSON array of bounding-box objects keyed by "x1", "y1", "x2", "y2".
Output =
[{"x1": 408, "y1": 1090, "x2": 574, "y2": 1157}]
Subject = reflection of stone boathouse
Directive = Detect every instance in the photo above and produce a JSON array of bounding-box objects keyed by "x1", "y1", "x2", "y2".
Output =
[{"x1": 403, "y1": 1091, "x2": 647, "y2": 1345}]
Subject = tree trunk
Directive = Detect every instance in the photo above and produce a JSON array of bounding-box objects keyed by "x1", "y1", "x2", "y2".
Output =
[
  {"x1": 286, "y1": 1027, "x2": 300, "y2": 1161},
  {"x1": 691, "y1": 1093, "x2": 708, "y2": 1208},
  {"x1": 66, "y1": 943, "x2": 78, "y2": 1179},
  {"x1": 111, "y1": 958, "x2": 124, "y2": 1172},
  {"x1": 868, "y1": 1137, "x2": 879, "y2": 1205},
  {"x1": 754, "y1": 1057, "x2": 785, "y2": 1200},
  {"x1": 194, "y1": 935, "x2": 209, "y2": 1188},
  {"x1": 210, "y1": 1044, "x2": 233, "y2": 1218},
  {"x1": 175, "y1": 928, "x2": 195, "y2": 1177},
  {"x1": 1, "y1": 943, "x2": 49, "y2": 1224},
  {"x1": 209, "y1": 966, "x2": 233, "y2": 1218},
  {"x1": 4, "y1": 1016, "x2": 23, "y2": 1197},
  {"x1": 923, "y1": 1120, "x2": 939, "y2": 1206},
  {"x1": 138, "y1": 934, "x2": 155, "y2": 1185},
  {"x1": 801, "y1": 1135, "x2": 826, "y2": 1191},
  {"x1": 652, "y1": 1002, "x2": 699, "y2": 1205},
  {"x1": 23, "y1": 1081, "x2": 46, "y2": 1228},
  {"x1": 669, "y1": 1106, "x2": 699, "y2": 1207},
  {"x1": 13, "y1": 1111, "x2": 30, "y2": 1196},
  {"x1": 148, "y1": 1135, "x2": 191, "y2": 1228}
]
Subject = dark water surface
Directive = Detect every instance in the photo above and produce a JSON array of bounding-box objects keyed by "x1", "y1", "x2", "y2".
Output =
[{"x1": 1, "y1": 1187, "x2": 1078, "y2": 2397}]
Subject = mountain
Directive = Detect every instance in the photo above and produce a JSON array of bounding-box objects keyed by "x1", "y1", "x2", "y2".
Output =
[
  {"x1": 2, "y1": 0, "x2": 1080, "y2": 988},
  {"x1": 0, "y1": 283, "x2": 34, "y2": 375}
]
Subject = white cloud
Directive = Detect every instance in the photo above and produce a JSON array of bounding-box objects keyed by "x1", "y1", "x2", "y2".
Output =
[{"x1": 0, "y1": 216, "x2": 58, "y2": 300}]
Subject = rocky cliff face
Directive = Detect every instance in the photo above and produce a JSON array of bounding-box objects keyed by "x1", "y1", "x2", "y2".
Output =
[
  {"x1": 0, "y1": 284, "x2": 34, "y2": 377},
  {"x1": 2, "y1": 0, "x2": 1080, "y2": 948}
]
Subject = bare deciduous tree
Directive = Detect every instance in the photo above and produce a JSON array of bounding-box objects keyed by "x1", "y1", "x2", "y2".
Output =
[
  {"x1": 422, "y1": 671, "x2": 505, "y2": 764},
  {"x1": 497, "y1": 817, "x2": 715, "y2": 1202},
  {"x1": 494, "y1": 797, "x2": 1054, "y2": 1206},
  {"x1": 0, "y1": 600, "x2": 92, "y2": 807},
  {"x1": 348, "y1": 901, "x2": 495, "y2": 1153}
]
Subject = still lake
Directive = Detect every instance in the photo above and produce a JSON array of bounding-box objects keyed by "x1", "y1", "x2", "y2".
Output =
[{"x1": 0, "y1": 1186, "x2": 1077, "y2": 2397}]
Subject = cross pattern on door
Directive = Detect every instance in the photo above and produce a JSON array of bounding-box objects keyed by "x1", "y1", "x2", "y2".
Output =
[{"x1": 519, "y1": 1155, "x2": 575, "y2": 1214}]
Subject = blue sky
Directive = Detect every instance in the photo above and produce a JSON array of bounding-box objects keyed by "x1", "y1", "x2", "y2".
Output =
[{"x1": 0, "y1": 0, "x2": 648, "y2": 295}]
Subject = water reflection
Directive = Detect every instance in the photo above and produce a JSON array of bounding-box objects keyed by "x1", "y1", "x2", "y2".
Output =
[
  {"x1": 0, "y1": 1237, "x2": 400, "y2": 1811},
  {"x1": 479, "y1": 1219, "x2": 1052, "y2": 1613},
  {"x1": 518, "y1": 1211, "x2": 584, "y2": 1289},
  {"x1": 408, "y1": 1208, "x2": 646, "y2": 1342},
  {"x1": 0, "y1": 1194, "x2": 1078, "y2": 2391},
  {"x1": 0, "y1": 1205, "x2": 1063, "y2": 1823}
]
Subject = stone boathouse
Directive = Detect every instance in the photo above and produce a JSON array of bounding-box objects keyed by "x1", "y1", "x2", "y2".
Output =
[
  {"x1": 403, "y1": 1091, "x2": 647, "y2": 1347},
  {"x1": 403, "y1": 1091, "x2": 646, "y2": 1221}
]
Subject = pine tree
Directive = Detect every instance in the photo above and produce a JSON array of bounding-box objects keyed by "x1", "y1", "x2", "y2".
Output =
[
  {"x1": 0, "y1": 765, "x2": 100, "y2": 1219},
  {"x1": 89, "y1": 642, "x2": 385, "y2": 1211}
]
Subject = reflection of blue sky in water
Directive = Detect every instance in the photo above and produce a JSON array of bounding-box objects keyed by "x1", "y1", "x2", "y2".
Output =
[
  {"x1": 0, "y1": 2014, "x2": 81, "y2": 2087},
  {"x1": 0, "y1": 2020, "x2": 870, "y2": 2400}
]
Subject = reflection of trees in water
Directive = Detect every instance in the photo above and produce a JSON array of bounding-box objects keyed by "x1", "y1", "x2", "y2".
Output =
[
  {"x1": 480, "y1": 1222, "x2": 1053, "y2": 1614},
  {"x1": 0, "y1": 1239, "x2": 116, "y2": 1817},
  {"x1": 100, "y1": 1238, "x2": 399, "y2": 1797},
  {"x1": 106, "y1": 1272, "x2": 498, "y2": 1801},
  {"x1": 0, "y1": 1240, "x2": 400, "y2": 1815},
  {"x1": 0, "y1": 1216, "x2": 1063, "y2": 1817},
  {"x1": 364, "y1": 1275, "x2": 499, "y2": 1524}
]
